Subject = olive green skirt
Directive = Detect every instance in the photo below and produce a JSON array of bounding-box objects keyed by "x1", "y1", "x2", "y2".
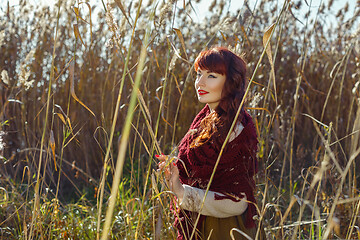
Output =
[{"x1": 199, "y1": 214, "x2": 265, "y2": 240}]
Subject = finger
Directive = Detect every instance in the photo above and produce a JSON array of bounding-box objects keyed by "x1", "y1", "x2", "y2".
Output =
[
  {"x1": 155, "y1": 154, "x2": 167, "y2": 161},
  {"x1": 169, "y1": 161, "x2": 177, "y2": 170},
  {"x1": 169, "y1": 164, "x2": 179, "y2": 180},
  {"x1": 158, "y1": 161, "x2": 166, "y2": 170},
  {"x1": 172, "y1": 164, "x2": 179, "y2": 174},
  {"x1": 164, "y1": 168, "x2": 171, "y2": 180}
]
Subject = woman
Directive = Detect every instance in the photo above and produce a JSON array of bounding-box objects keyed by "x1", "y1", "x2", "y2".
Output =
[{"x1": 158, "y1": 46, "x2": 262, "y2": 240}]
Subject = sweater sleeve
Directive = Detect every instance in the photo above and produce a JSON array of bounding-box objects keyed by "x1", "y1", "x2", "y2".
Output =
[{"x1": 179, "y1": 185, "x2": 248, "y2": 218}]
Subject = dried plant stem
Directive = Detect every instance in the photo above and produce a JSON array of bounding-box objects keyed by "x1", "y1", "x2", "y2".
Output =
[
  {"x1": 277, "y1": 10, "x2": 307, "y2": 202},
  {"x1": 130, "y1": 111, "x2": 142, "y2": 190},
  {"x1": 280, "y1": 0, "x2": 323, "y2": 205},
  {"x1": 28, "y1": 3, "x2": 61, "y2": 239},
  {"x1": 290, "y1": 148, "x2": 329, "y2": 240},
  {"x1": 320, "y1": 46, "x2": 353, "y2": 123},
  {"x1": 164, "y1": 72, "x2": 174, "y2": 144},
  {"x1": 171, "y1": 68, "x2": 194, "y2": 146},
  {"x1": 96, "y1": 1, "x2": 144, "y2": 239},
  {"x1": 322, "y1": 145, "x2": 360, "y2": 239},
  {"x1": 100, "y1": 1, "x2": 156, "y2": 239},
  {"x1": 134, "y1": 45, "x2": 171, "y2": 239},
  {"x1": 258, "y1": 4, "x2": 288, "y2": 232},
  {"x1": 346, "y1": 198, "x2": 360, "y2": 238},
  {"x1": 335, "y1": 46, "x2": 353, "y2": 133}
]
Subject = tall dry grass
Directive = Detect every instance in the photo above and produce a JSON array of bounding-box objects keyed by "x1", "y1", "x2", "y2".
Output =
[{"x1": 0, "y1": 0, "x2": 359, "y2": 239}]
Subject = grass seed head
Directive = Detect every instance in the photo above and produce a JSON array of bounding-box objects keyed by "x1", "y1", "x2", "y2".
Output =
[
  {"x1": 18, "y1": 67, "x2": 30, "y2": 85},
  {"x1": 159, "y1": 1, "x2": 173, "y2": 25},
  {"x1": 0, "y1": 30, "x2": 5, "y2": 47},
  {"x1": 105, "y1": 3, "x2": 118, "y2": 33},
  {"x1": 0, "y1": 131, "x2": 6, "y2": 152},
  {"x1": 18, "y1": 67, "x2": 33, "y2": 90},
  {"x1": 1, "y1": 70, "x2": 9, "y2": 85},
  {"x1": 24, "y1": 79, "x2": 35, "y2": 90},
  {"x1": 249, "y1": 92, "x2": 263, "y2": 108},
  {"x1": 24, "y1": 49, "x2": 36, "y2": 63},
  {"x1": 105, "y1": 2, "x2": 121, "y2": 49},
  {"x1": 169, "y1": 53, "x2": 178, "y2": 71}
]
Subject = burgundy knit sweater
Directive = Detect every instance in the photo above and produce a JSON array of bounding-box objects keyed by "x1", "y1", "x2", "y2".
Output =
[{"x1": 175, "y1": 105, "x2": 258, "y2": 240}]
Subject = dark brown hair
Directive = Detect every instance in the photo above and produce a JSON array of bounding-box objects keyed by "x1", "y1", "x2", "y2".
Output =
[{"x1": 190, "y1": 46, "x2": 247, "y2": 148}]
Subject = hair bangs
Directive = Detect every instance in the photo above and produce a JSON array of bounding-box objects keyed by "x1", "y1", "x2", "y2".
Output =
[{"x1": 194, "y1": 49, "x2": 227, "y2": 75}]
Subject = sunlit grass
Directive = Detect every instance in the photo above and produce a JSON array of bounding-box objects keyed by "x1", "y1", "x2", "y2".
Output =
[{"x1": 0, "y1": 0, "x2": 359, "y2": 239}]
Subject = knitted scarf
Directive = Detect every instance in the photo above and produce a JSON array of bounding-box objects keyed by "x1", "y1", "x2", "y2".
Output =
[{"x1": 175, "y1": 104, "x2": 258, "y2": 240}]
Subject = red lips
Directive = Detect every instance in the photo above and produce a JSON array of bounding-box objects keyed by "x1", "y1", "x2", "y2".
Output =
[{"x1": 198, "y1": 90, "x2": 209, "y2": 95}]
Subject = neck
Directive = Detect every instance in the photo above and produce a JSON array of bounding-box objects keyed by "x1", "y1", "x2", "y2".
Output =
[{"x1": 207, "y1": 103, "x2": 218, "y2": 112}]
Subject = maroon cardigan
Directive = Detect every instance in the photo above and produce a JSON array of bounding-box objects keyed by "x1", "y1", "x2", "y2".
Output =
[{"x1": 175, "y1": 105, "x2": 258, "y2": 240}]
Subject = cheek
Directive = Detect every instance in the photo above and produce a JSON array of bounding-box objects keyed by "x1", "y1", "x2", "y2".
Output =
[{"x1": 209, "y1": 81, "x2": 225, "y2": 94}]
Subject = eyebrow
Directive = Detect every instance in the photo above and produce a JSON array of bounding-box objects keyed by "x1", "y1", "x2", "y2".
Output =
[{"x1": 196, "y1": 69, "x2": 220, "y2": 76}]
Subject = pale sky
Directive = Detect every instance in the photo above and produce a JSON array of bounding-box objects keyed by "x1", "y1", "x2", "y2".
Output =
[
  {"x1": 0, "y1": 0, "x2": 358, "y2": 33},
  {"x1": 1, "y1": 0, "x2": 357, "y2": 21}
]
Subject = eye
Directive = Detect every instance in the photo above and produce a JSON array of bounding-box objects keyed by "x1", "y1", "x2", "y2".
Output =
[
  {"x1": 208, "y1": 74, "x2": 216, "y2": 78},
  {"x1": 196, "y1": 72, "x2": 201, "y2": 78}
]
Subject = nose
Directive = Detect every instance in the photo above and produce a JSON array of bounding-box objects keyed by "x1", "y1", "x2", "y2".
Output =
[{"x1": 196, "y1": 74, "x2": 205, "y2": 87}]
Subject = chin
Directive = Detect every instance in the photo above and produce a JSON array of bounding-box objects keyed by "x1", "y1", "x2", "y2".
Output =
[{"x1": 197, "y1": 98, "x2": 207, "y2": 104}]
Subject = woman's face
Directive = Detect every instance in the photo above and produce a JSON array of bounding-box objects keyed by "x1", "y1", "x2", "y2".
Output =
[{"x1": 195, "y1": 68, "x2": 226, "y2": 110}]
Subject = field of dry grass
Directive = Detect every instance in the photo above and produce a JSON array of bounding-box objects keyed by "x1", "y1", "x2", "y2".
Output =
[{"x1": 0, "y1": 0, "x2": 359, "y2": 239}]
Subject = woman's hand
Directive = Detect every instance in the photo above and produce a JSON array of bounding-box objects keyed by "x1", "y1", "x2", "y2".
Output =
[{"x1": 156, "y1": 154, "x2": 184, "y2": 200}]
